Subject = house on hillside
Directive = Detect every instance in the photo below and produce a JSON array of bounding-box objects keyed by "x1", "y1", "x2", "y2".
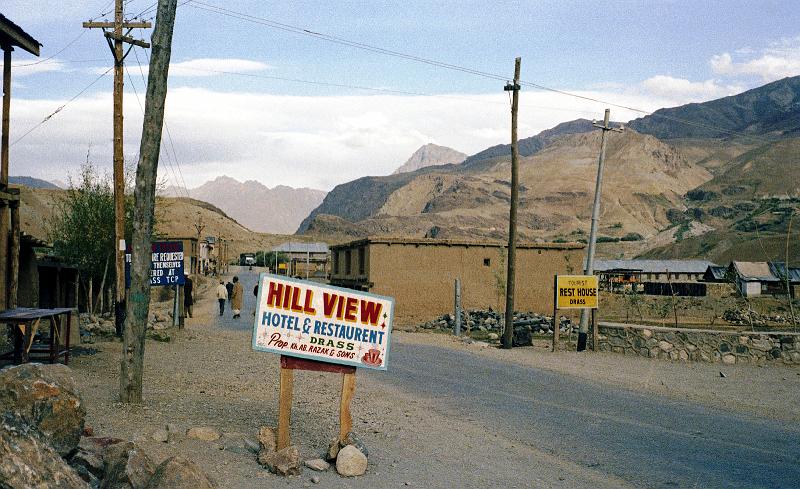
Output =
[
  {"x1": 162, "y1": 236, "x2": 198, "y2": 275},
  {"x1": 593, "y1": 259, "x2": 716, "y2": 295},
  {"x1": 272, "y1": 241, "x2": 329, "y2": 279},
  {"x1": 728, "y1": 261, "x2": 800, "y2": 297},
  {"x1": 329, "y1": 237, "x2": 584, "y2": 326}
]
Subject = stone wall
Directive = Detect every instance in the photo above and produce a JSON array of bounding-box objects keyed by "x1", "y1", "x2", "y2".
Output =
[{"x1": 597, "y1": 322, "x2": 800, "y2": 366}]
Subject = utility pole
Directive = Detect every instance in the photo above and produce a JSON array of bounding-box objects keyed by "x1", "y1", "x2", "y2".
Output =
[
  {"x1": 84, "y1": 2, "x2": 151, "y2": 337},
  {"x1": 502, "y1": 57, "x2": 521, "y2": 350},
  {"x1": 193, "y1": 214, "x2": 205, "y2": 274},
  {"x1": 120, "y1": 0, "x2": 177, "y2": 404},
  {"x1": 578, "y1": 109, "x2": 623, "y2": 351}
]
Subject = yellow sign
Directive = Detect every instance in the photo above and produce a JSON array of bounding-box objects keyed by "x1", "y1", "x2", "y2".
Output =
[
  {"x1": 555, "y1": 275, "x2": 599, "y2": 309},
  {"x1": 278, "y1": 263, "x2": 287, "y2": 270}
]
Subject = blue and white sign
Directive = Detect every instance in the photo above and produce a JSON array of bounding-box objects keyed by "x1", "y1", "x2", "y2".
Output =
[{"x1": 125, "y1": 241, "x2": 186, "y2": 287}]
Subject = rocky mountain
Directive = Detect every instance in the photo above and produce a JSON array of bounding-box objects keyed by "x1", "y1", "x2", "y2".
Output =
[
  {"x1": 392, "y1": 143, "x2": 467, "y2": 174},
  {"x1": 461, "y1": 118, "x2": 605, "y2": 168},
  {"x1": 164, "y1": 176, "x2": 326, "y2": 234},
  {"x1": 299, "y1": 129, "x2": 711, "y2": 243},
  {"x1": 9, "y1": 176, "x2": 61, "y2": 189},
  {"x1": 629, "y1": 76, "x2": 800, "y2": 140}
]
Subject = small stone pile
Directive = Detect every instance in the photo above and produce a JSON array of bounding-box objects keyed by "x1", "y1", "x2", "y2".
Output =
[
  {"x1": 0, "y1": 363, "x2": 216, "y2": 488},
  {"x1": 79, "y1": 309, "x2": 173, "y2": 344},
  {"x1": 253, "y1": 426, "x2": 369, "y2": 479},
  {"x1": 417, "y1": 309, "x2": 574, "y2": 346},
  {"x1": 722, "y1": 308, "x2": 792, "y2": 326}
]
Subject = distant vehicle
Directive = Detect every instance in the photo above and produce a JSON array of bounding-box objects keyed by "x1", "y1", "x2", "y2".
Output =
[{"x1": 240, "y1": 253, "x2": 256, "y2": 266}]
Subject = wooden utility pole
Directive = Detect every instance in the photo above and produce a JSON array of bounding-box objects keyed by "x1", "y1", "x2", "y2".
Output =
[
  {"x1": 84, "y1": 2, "x2": 151, "y2": 337},
  {"x1": 120, "y1": 0, "x2": 177, "y2": 404},
  {"x1": 502, "y1": 57, "x2": 521, "y2": 350},
  {"x1": 578, "y1": 109, "x2": 623, "y2": 351},
  {"x1": 193, "y1": 215, "x2": 205, "y2": 274}
]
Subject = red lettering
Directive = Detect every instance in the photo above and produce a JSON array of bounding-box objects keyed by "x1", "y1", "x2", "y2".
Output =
[
  {"x1": 303, "y1": 289, "x2": 316, "y2": 314},
  {"x1": 344, "y1": 297, "x2": 358, "y2": 322},
  {"x1": 360, "y1": 300, "x2": 382, "y2": 326},
  {"x1": 282, "y1": 284, "x2": 292, "y2": 309},
  {"x1": 267, "y1": 332, "x2": 288, "y2": 349},
  {"x1": 323, "y1": 293, "x2": 337, "y2": 317},
  {"x1": 290, "y1": 286, "x2": 304, "y2": 312},
  {"x1": 336, "y1": 295, "x2": 345, "y2": 320},
  {"x1": 266, "y1": 282, "x2": 282, "y2": 308}
]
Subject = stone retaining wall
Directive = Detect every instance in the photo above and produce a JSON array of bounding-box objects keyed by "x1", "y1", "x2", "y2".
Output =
[{"x1": 597, "y1": 323, "x2": 800, "y2": 366}]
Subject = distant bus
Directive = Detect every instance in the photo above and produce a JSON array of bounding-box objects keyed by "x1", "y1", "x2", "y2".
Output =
[{"x1": 240, "y1": 253, "x2": 256, "y2": 266}]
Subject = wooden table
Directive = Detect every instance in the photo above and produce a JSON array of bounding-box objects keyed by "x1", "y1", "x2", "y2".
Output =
[{"x1": 0, "y1": 307, "x2": 75, "y2": 365}]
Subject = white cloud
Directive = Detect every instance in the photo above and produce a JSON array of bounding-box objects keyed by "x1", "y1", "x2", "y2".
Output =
[
  {"x1": 92, "y1": 58, "x2": 271, "y2": 77},
  {"x1": 0, "y1": 59, "x2": 68, "y2": 77},
  {"x1": 639, "y1": 75, "x2": 743, "y2": 104},
  {"x1": 5, "y1": 85, "x2": 715, "y2": 192},
  {"x1": 710, "y1": 37, "x2": 800, "y2": 82}
]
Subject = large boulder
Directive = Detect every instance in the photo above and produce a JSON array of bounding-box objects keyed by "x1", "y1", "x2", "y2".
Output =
[
  {"x1": 101, "y1": 441, "x2": 155, "y2": 489},
  {"x1": 0, "y1": 363, "x2": 86, "y2": 456},
  {"x1": 0, "y1": 414, "x2": 90, "y2": 488},
  {"x1": 144, "y1": 457, "x2": 216, "y2": 489},
  {"x1": 335, "y1": 445, "x2": 367, "y2": 477}
]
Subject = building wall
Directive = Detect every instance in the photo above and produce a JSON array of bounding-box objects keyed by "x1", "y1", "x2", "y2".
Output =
[
  {"x1": 738, "y1": 280, "x2": 761, "y2": 297},
  {"x1": 333, "y1": 242, "x2": 583, "y2": 327}
]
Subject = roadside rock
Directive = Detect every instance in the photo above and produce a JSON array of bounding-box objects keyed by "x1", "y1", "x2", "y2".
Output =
[
  {"x1": 144, "y1": 456, "x2": 216, "y2": 489},
  {"x1": 0, "y1": 414, "x2": 90, "y2": 488},
  {"x1": 257, "y1": 426, "x2": 276, "y2": 452},
  {"x1": 0, "y1": 363, "x2": 86, "y2": 456},
  {"x1": 186, "y1": 426, "x2": 221, "y2": 441},
  {"x1": 166, "y1": 423, "x2": 182, "y2": 443},
  {"x1": 304, "y1": 458, "x2": 330, "y2": 471},
  {"x1": 102, "y1": 441, "x2": 155, "y2": 489},
  {"x1": 335, "y1": 445, "x2": 367, "y2": 477},
  {"x1": 258, "y1": 445, "x2": 301, "y2": 476},
  {"x1": 150, "y1": 429, "x2": 168, "y2": 443}
]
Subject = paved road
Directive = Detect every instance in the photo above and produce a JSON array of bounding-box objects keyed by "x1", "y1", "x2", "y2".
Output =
[{"x1": 220, "y1": 267, "x2": 800, "y2": 488}]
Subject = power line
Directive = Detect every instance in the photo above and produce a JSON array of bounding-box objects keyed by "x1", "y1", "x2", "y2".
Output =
[
  {"x1": 136, "y1": 47, "x2": 191, "y2": 197},
  {"x1": 10, "y1": 67, "x2": 113, "y2": 146},
  {"x1": 124, "y1": 63, "x2": 187, "y2": 198},
  {"x1": 187, "y1": 0, "x2": 779, "y2": 145}
]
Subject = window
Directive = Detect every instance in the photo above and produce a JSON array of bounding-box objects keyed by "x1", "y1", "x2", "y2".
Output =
[
  {"x1": 483, "y1": 258, "x2": 491, "y2": 266},
  {"x1": 345, "y1": 249, "x2": 352, "y2": 275},
  {"x1": 358, "y1": 247, "x2": 365, "y2": 275}
]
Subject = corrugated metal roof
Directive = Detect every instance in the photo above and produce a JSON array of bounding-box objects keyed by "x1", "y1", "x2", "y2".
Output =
[
  {"x1": 769, "y1": 262, "x2": 800, "y2": 282},
  {"x1": 272, "y1": 242, "x2": 329, "y2": 253},
  {"x1": 704, "y1": 266, "x2": 728, "y2": 281},
  {"x1": 592, "y1": 259, "x2": 716, "y2": 274}
]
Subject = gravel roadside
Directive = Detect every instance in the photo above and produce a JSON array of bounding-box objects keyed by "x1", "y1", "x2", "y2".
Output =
[{"x1": 66, "y1": 276, "x2": 798, "y2": 488}]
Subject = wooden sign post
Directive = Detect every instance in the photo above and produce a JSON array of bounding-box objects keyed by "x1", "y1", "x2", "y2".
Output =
[
  {"x1": 252, "y1": 274, "x2": 394, "y2": 452},
  {"x1": 276, "y1": 355, "x2": 357, "y2": 450}
]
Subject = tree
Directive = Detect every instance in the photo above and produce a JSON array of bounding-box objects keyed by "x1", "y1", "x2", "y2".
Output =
[
  {"x1": 255, "y1": 250, "x2": 288, "y2": 268},
  {"x1": 48, "y1": 163, "x2": 133, "y2": 313},
  {"x1": 121, "y1": 0, "x2": 178, "y2": 404}
]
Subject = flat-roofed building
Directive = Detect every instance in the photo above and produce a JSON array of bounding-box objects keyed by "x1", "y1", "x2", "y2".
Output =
[{"x1": 329, "y1": 237, "x2": 584, "y2": 327}]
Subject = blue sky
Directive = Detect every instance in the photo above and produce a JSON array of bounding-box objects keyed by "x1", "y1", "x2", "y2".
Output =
[{"x1": 2, "y1": 0, "x2": 800, "y2": 190}]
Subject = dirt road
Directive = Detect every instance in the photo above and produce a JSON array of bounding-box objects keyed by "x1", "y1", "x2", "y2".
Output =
[{"x1": 67, "y1": 267, "x2": 800, "y2": 488}]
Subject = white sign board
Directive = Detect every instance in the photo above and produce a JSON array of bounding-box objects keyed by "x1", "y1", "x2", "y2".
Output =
[{"x1": 252, "y1": 274, "x2": 394, "y2": 371}]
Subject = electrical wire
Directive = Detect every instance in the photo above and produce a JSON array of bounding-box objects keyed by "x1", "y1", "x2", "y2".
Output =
[
  {"x1": 133, "y1": 47, "x2": 192, "y2": 198},
  {"x1": 10, "y1": 67, "x2": 113, "y2": 147},
  {"x1": 187, "y1": 0, "x2": 780, "y2": 145},
  {"x1": 125, "y1": 63, "x2": 188, "y2": 198}
]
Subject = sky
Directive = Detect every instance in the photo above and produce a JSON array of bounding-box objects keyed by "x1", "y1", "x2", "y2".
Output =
[{"x1": 2, "y1": 0, "x2": 800, "y2": 191}]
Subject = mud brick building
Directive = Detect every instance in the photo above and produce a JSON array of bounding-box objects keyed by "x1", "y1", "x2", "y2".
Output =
[{"x1": 329, "y1": 237, "x2": 584, "y2": 327}]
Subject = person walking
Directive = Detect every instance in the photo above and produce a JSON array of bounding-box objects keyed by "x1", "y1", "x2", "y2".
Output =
[
  {"x1": 231, "y1": 276, "x2": 244, "y2": 319},
  {"x1": 216, "y1": 280, "x2": 228, "y2": 316},
  {"x1": 225, "y1": 281, "x2": 234, "y2": 304},
  {"x1": 183, "y1": 274, "x2": 194, "y2": 318}
]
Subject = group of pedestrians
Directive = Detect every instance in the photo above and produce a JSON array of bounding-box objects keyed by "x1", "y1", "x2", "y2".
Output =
[{"x1": 216, "y1": 276, "x2": 244, "y2": 318}]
